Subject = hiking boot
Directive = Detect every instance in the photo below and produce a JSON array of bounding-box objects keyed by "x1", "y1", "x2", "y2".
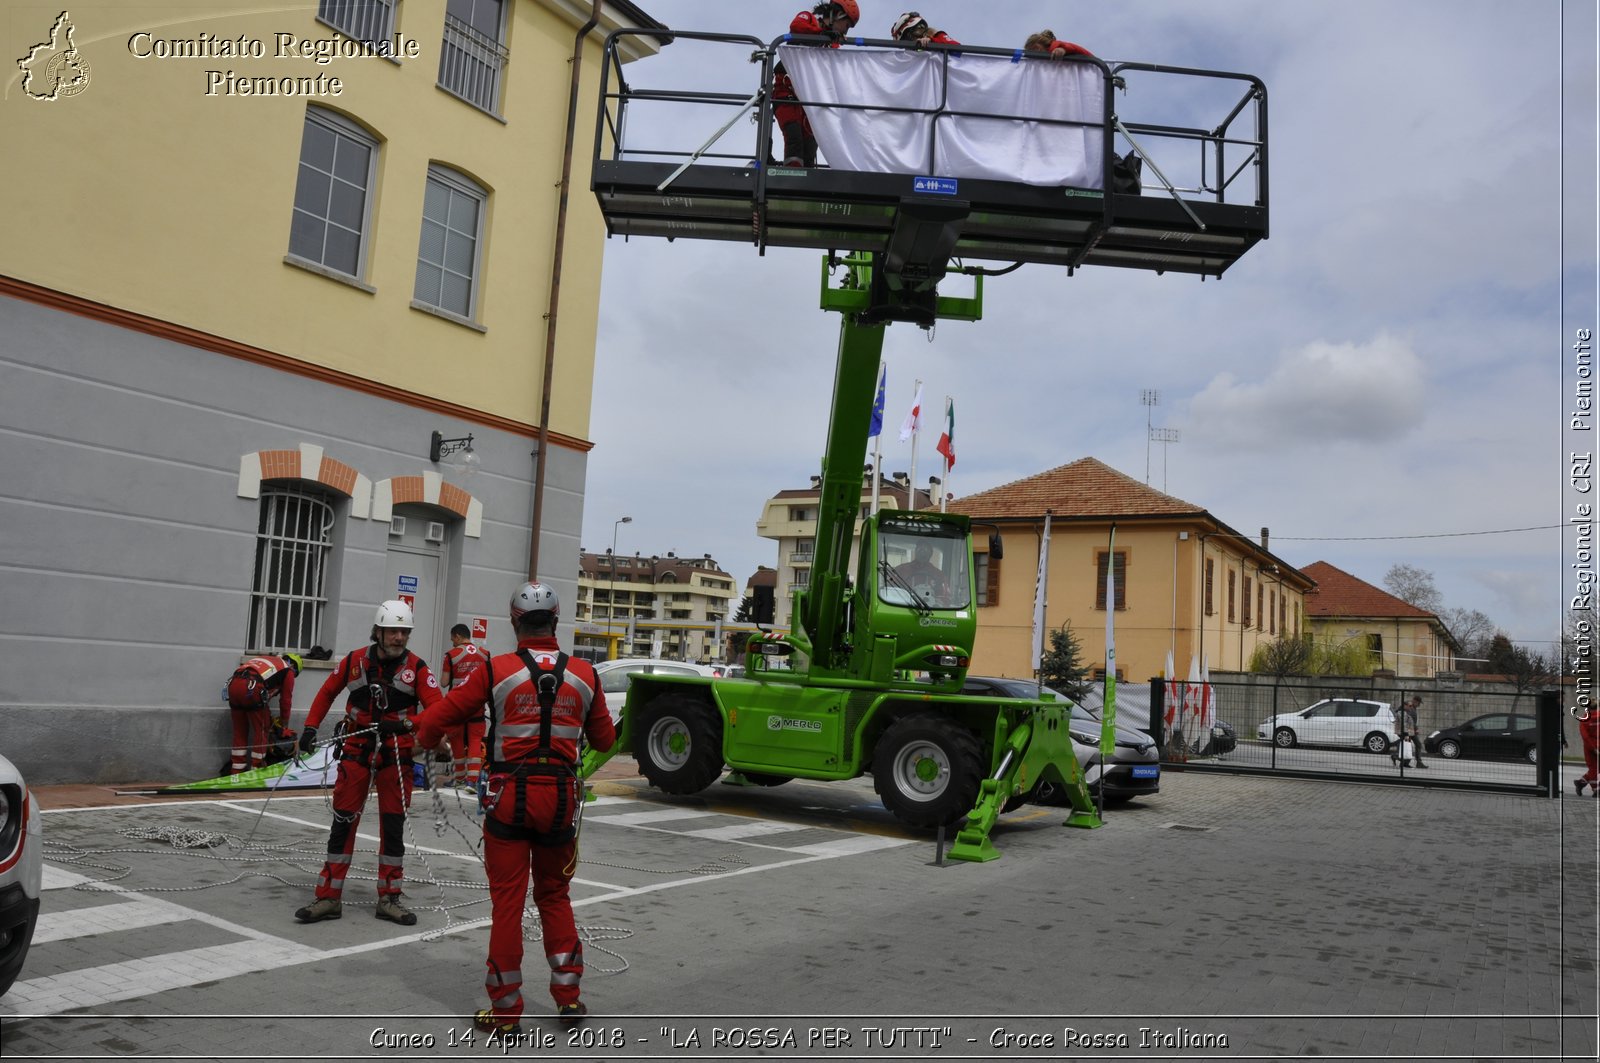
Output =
[
  {"x1": 375, "y1": 896, "x2": 417, "y2": 926},
  {"x1": 557, "y1": 1002, "x2": 588, "y2": 1027},
  {"x1": 473, "y1": 1009, "x2": 520, "y2": 1036},
  {"x1": 1577, "y1": 778, "x2": 1588, "y2": 795},
  {"x1": 294, "y1": 897, "x2": 341, "y2": 923}
]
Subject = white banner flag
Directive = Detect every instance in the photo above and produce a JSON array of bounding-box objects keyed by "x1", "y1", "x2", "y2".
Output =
[{"x1": 1030, "y1": 512, "x2": 1052, "y2": 669}]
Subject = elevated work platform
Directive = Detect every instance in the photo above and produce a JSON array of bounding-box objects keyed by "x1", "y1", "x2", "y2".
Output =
[{"x1": 592, "y1": 32, "x2": 1269, "y2": 279}]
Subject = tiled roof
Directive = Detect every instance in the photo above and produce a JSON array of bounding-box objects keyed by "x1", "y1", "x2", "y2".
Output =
[
  {"x1": 947, "y1": 457, "x2": 1204, "y2": 520},
  {"x1": 1301, "y1": 561, "x2": 1436, "y2": 619}
]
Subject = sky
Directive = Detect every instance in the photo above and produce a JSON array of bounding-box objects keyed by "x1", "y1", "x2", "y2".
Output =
[{"x1": 578, "y1": 0, "x2": 1598, "y2": 656}]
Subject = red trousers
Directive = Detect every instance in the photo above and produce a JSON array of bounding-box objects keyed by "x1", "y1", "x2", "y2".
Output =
[
  {"x1": 447, "y1": 720, "x2": 485, "y2": 788},
  {"x1": 315, "y1": 732, "x2": 414, "y2": 900},
  {"x1": 1581, "y1": 714, "x2": 1600, "y2": 785},
  {"x1": 480, "y1": 775, "x2": 585, "y2": 1023},
  {"x1": 226, "y1": 676, "x2": 272, "y2": 773}
]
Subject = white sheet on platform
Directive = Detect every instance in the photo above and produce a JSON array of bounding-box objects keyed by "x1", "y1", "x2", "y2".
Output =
[{"x1": 779, "y1": 45, "x2": 1105, "y2": 188}]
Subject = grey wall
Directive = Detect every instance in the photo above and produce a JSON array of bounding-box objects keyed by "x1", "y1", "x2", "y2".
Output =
[{"x1": 0, "y1": 295, "x2": 588, "y2": 784}]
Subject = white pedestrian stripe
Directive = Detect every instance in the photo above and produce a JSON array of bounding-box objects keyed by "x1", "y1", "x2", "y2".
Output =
[
  {"x1": 31, "y1": 898, "x2": 189, "y2": 943},
  {"x1": 584, "y1": 808, "x2": 720, "y2": 827},
  {"x1": 791, "y1": 833, "x2": 913, "y2": 856},
  {"x1": 679, "y1": 818, "x2": 821, "y2": 841},
  {"x1": 3, "y1": 939, "x2": 311, "y2": 1014}
]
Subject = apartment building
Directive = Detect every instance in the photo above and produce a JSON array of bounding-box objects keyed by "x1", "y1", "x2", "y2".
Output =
[
  {"x1": 0, "y1": 1, "x2": 664, "y2": 782},
  {"x1": 574, "y1": 551, "x2": 739, "y2": 662}
]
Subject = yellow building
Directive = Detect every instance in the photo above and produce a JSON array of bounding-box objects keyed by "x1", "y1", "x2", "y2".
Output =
[
  {"x1": 1301, "y1": 562, "x2": 1460, "y2": 679},
  {"x1": 0, "y1": 1, "x2": 664, "y2": 782},
  {"x1": 949, "y1": 458, "x2": 1316, "y2": 682}
]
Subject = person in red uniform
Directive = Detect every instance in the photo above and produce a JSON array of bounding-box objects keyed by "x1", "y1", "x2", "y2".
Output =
[
  {"x1": 291, "y1": 600, "x2": 441, "y2": 927},
  {"x1": 1576, "y1": 705, "x2": 1600, "y2": 795},
  {"x1": 772, "y1": 0, "x2": 860, "y2": 167},
  {"x1": 441, "y1": 623, "x2": 488, "y2": 788},
  {"x1": 890, "y1": 12, "x2": 959, "y2": 48},
  {"x1": 226, "y1": 654, "x2": 301, "y2": 774},
  {"x1": 388, "y1": 582, "x2": 613, "y2": 1032},
  {"x1": 1023, "y1": 28, "x2": 1095, "y2": 59}
]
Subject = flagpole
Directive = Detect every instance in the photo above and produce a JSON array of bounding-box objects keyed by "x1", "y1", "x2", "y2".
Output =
[{"x1": 907, "y1": 378, "x2": 921, "y2": 509}]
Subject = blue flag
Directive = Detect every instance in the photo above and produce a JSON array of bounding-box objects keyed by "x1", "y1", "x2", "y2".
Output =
[{"x1": 868, "y1": 364, "x2": 886, "y2": 437}]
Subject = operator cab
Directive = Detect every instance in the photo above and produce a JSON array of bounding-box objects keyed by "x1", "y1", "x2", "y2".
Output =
[
  {"x1": 591, "y1": 29, "x2": 1268, "y2": 280},
  {"x1": 879, "y1": 523, "x2": 969, "y2": 611}
]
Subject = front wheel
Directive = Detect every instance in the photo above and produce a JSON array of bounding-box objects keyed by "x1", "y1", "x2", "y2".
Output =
[
  {"x1": 1525, "y1": 745, "x2": 1538, "y2": 764},
  {"x1": 872, "y1": 714, "x2": 983, "y2": 829},
  {"x1": 1273, "y1": 727, "x2": 1297, "y2": 749},
  {"x1": 1364, "y1": 732, "x2": 1392, "y2": 755},
  {"x1": 1438, "y1": 738, "x2": 1462, "y2": 759},
  {"x1": 633, "y1": 693, "x2": 724, "y2": 794}
]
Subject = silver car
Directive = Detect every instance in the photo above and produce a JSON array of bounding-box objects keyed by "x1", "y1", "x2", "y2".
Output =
[{"x1": 0, "y1": 752, "x2": 42, "y2": 997}]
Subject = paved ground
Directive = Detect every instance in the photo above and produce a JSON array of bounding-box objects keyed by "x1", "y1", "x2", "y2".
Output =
[{"x1": 1, "y1": 758, "x2": 1596, "y2": 1062}]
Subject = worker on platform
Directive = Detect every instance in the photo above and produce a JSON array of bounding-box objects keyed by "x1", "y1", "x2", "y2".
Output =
[
  {"x1": 773, "y1": 0, "x2": 860, "y2": 167},
  {"x1": 891, "y1": 11, "x2": 959, "y2": 48}
]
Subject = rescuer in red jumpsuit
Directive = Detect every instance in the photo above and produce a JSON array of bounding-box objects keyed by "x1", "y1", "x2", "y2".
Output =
[
  {"x1": 890, "y1": 12, "x2": 959, "y2": 48},
  {"x1": 291, "y1": 600, "x2": 441, "y2": 927},
  {"x1": 772, "y1": 0, "x2": 860, "y2": 167},
  {"x1": 1022, "y1": 28, "x2": 1096, "y2": 58},
  {"x1": 1576, "y1": 705, "x2": 1600, "y2": 796},
  {"x1": 225, "y1": 653, "x2": 300, "y2": 774},
  {"x1": 393, "y1": 582, "x2": 614, "y2": 1032},
  {"x1": 441, "y1": 624, "x2": 488, "y2": 788}
]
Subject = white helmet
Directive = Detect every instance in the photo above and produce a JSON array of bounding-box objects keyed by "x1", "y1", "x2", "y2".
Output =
[
  {"x1": 509, "y1": 581, "x2": 559, "y2": 623},
  {"x1": 374, "y1": 600, "x2": 415, "y2": 630},
  {"x1": 891, "y1": 11, "x2": 928, "y2": 39}
]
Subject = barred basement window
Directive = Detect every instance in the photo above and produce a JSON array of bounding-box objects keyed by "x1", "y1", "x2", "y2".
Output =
[
  {"x1": 249, "y1": 485, "x2": 336, "y2": 653},
  {"x1": 438, "y1": 0, "x2": 507, "y2": 114},
  {"x1": 317, "y1": 0, "x2": 396, "y2": 45}
]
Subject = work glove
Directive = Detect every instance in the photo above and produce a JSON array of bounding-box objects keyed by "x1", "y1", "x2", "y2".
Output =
[
  {"x1": 375, "y1": 717, "x2": 415, "y2": 737},
  {"x1": 298, "y1": 726, "x2": 318, "y2": 754}
]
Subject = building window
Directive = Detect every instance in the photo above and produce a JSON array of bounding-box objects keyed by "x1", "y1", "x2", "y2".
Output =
[
  {"x1": 1094, "y1": 551, "x2": 1126, "y2": 611},
  {"x1": 317, "y1": 0, "x2": 396, "y2": 44},
  {"x1": 288, "y1": 107, "x2": 378, "y2": 278},
  {"x1": 1256, "y1": 580, "x2": 1264, "y2": 630},
  {"x1": 793, "y1": 569, "x2": 811, "y2": 587},
  {"x1": 1204, "y1": 557, "x2": 1214, "y2": 616},
  {"x1": 249, "y1": 485, "x2": 336, "y2": 653},
  {"x1": 438, "y1": 0, "x2": 507, "y2": 114},
  {"x1": 1269, "y1": 589, "x2": 1277, "y2": 634},
  {"x1": 1242, "y1": 576, "x2": 1252, "y2": 627},
  {"x1": 414, "y1": 165, "x2": 486, "y2": 320},
  {"x1": 789, "y1": 506, "x2": 814, "y2": 522},
  {"x1": 975, "y1": 552, "x2": 1000, "y2": 607},
  {"x1": 1367, "y1": 633, "x2": 1384, "y2": 664},
  {"x1": 1227, "y1": 570, "x2": 1236, "y2": 622}
]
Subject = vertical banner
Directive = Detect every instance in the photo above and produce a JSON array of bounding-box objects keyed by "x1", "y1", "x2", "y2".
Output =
[
  {"x1": 1029, "y1": 511, "x2": 1053, "y2": 678},
  {"x1": 1101, "y1": 525, "x2": 1118, "y2": 760}
]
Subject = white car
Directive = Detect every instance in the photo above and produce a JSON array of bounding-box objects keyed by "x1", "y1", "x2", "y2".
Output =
[
  {"x1": 0, "y1": 752, "x2": 42, "y2": 997},
  {"x1": 1257, "y1": 698, "x2": 1397, "y2": 754},
  {"x1": 592, "y1": 658, "x2": 717, "y2": 723}
]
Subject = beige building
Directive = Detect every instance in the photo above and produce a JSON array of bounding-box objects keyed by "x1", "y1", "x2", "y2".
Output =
[
  {"x1": 575, "y1": 551, "x2": 738, "y2": 662},
  {"x1": 757, "y1": 474, "x2": 934, "y2": 630},
  {"x1": 1301, "y1": 561, "x2": 1460, "y2": 678},
  {"x1": 0, "y1": 1, "x2": 664, "y2": 782},
  {"x1": 948, "y1": 458, "x2": 1316, "y2": 682}
]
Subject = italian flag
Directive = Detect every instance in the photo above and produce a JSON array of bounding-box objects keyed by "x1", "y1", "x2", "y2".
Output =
[{"x1": 935, "y1": 398, "x2": 955, "y2": 469}]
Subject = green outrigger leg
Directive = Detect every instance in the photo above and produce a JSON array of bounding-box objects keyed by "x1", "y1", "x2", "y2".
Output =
[{"x1": 947, "y1": 702, "x2": 1101, "y2": 863}]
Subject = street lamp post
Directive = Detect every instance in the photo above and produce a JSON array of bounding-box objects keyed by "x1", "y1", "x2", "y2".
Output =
[{"x1": 609, "y1": 516, "x2": 632, "y2": 659}]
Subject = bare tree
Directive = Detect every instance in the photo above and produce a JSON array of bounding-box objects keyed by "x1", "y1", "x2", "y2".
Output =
[
  {"x1": 1250, "y1": 635, "x2": 1312, "y2": 678},
  {"x1": 1383, "y1": 562, "x2": 1443, "y2": 613},
  {"x1": 1440, "y1": 606, "x2": 1496, "y2": 666}
]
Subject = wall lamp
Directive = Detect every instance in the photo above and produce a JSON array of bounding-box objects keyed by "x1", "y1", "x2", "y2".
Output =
[{"x1": 430, "y1": 431, "x2": 475, "y2": 464}]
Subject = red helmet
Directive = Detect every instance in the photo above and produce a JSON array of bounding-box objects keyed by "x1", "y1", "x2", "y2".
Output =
[{"x1": 830, "y1": 0, "x2": 860, "y2": 27}]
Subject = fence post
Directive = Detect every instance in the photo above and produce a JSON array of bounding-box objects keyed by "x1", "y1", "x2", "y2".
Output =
[
  {"x1": 1537, "y1": 688, "x2": 1562, "y2": 798},
  {"x1": 1150, "y1": 677, "x2": 1166, "y2": 755}
]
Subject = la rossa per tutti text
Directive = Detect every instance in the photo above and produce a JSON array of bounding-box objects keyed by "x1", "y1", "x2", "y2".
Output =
[{"x1": 126, "y1": 29, "x2": 421, "y2": 97}]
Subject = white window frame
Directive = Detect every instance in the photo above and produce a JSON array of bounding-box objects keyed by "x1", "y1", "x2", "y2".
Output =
[
  {"x1": 249, "y1": 484, "x2": 336, "y2": 653},
  {"x1": 411, "y1": 164, "x2": 487, "y2": 323},
  {"x1": 288, "y1": 106, "x2": 379, "y2": 281},
  {"x1": 437, "y1": 0, "x2": 508, "y2": 115}
]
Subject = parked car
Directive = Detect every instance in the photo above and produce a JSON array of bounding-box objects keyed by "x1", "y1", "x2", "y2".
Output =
[
  {"x1": 592, "y1": 658, "x2": 718, "y2": 723},
  {"x1": 0, "y1": 752, "x2": 42, "y2": 997},
  {"x1": 1188, "y1": 718, "x2": 1237, "y2": 757},
  {"x1": 961, "y1": 676, "x2": 1159, "y2": 804},
  {"x1": 1257, "y1": 698, "x2": 1396, "y2": 754},
  {"x1": 1424, "y1": 712, "x2": 1548, "y2": 763}
]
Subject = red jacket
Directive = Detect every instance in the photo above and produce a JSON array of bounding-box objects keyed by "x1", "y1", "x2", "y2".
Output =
[
  {"x1": 443, "y1": 643, "x2": 487, "y2": 692},
  {"x1": 923, "y1": 30, "x2": 959, "y2": 46},
  {"x1": 1049, "y1": 39, "x2": 1095, "y2": 58},
  {"x1": 414, "y1": 637, "x2": 614, "y2": 768},
  {"x1": 234, "y1": 655, "x2": 297, "y2": 716},
  {"x1": 303, "y1": 646, "x2": 441, "y2": 730}
]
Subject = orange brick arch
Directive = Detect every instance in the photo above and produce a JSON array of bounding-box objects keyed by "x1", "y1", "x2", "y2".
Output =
[
  {"x1": 388, "y1": 475, "x2": 474, "y2": 520},
  {"x1": 255, "y1": 448, "x2": 361, "y2": 497}
]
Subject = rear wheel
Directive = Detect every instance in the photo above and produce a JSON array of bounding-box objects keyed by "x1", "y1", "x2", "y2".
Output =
[
  {"x1": 1525, "y1": 745, "x2": 1538, "y2": 764},
  {"x1": 1273, "y1": 727, "x2": 1297, "y2": 749},
  {"x1": 1438, "y1": 738, "x2": 1462, "y2": 759},
  {"x1": 633, "y1": 693, "x2": 724, "y2": 794},
  {"x1": 1363, "y1": 731, "x2": 1392, "y2": 754},
  {"x1": 872, "y1": 714, "x2": 983, "y2": 828}
]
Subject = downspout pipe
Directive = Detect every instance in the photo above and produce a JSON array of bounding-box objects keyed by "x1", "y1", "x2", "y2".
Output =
[{"x1": 528, "y1": 0, "x2": 604, "y2": 579}]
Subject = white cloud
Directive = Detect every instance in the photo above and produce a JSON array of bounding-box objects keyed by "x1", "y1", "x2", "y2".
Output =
[{"x1": 1187, "y1": 335, "x2": 1426, "y2": 451}]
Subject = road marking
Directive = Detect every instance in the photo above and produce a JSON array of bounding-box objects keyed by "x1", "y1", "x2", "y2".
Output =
[
  {"x1": 31, "y1": 898, "x2": 190, "y2": 943},
  {"x1": 679, "y1": 818, "x2": 824, "y2": 841},
  {"x1": 584, "y1": 808, "x2": 720, "y2": 827}
]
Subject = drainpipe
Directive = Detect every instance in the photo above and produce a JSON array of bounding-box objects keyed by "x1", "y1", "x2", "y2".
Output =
[{"x1": 528, "y1": 0, "x2": 604, "y2": 580}]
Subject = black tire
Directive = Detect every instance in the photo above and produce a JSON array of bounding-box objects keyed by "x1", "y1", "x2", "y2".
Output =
[
  {"x1": 739, "y1": 772, "x2": 793, "y2": 787},
  {"x1": 1438, "y1": 738, "x2": 1462, "y2": 759},
  {"x1": 1363, "y1": 731, "x2": 1392, "y2": 755},
  {"x1": 1273, "y1": 727, "x2": 1297, "y2": 749},
  {"x1": 632, "y1": 693, "x2": 724, "y2": 794},
  {"x1": 872, "y1": 713, "x2": 983, "y2": 828},
  {"x1": 1525, "y1": 745, "x2": 1538, "y2": 765}
]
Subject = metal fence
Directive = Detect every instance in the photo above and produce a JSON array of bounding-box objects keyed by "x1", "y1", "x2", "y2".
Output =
[{"x1": 1146, "y1": 677, "x2": 1564, "y2": 796}]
